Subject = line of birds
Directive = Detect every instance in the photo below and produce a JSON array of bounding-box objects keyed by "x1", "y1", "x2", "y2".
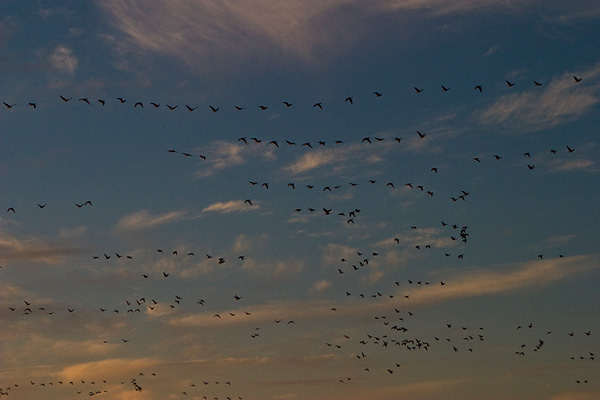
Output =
[{"x1": 1, "y1": 75, "x2": 584, "y2": 112}]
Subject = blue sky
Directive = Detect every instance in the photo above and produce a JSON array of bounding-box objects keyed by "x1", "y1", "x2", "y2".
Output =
[{"x1": 1, "y1": 1, "x2": 599, "y2": 399}]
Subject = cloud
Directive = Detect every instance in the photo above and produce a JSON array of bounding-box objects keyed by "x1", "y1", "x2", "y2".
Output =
[
  {"x1": 479, "y1": 66, "x2": 600, "y2": 131},
  {"x1": 202, "y1": 200, "x2": 258, "y2": 214},
  {"x1": 195, "y1": 141, "x2": 276, "y2": 178},
  {"x1": 0, "y1": 232, "x2": 88, "y2": 264},
  {"x1": 101, "y1": 0, "x2": 570, "y2": 70},
  {"x1": 115, "y1": 209, "x2": 186, "y2": 231},
  {"x1": 401, "y1": 254, "x2": 600, "y2": 306},
  {"x1": 312, "y1": 280, "x2": 332, "y2": 291},
  {"x1": 50, "y1": 45, "x2": 78, "y2": 73},
  {"x1": 284, "y1": 142, "x2": 393, "y2": 176},
  {"x1": 58, "y1": 357, "x2": 160, "y2": 381},
  {"x1": 548, "y1": 158, "x2": 596, "y2": 172}
]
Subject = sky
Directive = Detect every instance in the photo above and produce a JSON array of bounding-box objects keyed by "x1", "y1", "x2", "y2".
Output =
[{"x1": 1, "y1": 1, "x2": 599, "y2": 399}]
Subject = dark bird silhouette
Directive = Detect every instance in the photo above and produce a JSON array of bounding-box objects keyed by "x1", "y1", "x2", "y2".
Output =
[
  {"x1": 60, "y1": 95, "x2": 72, "y2": 102},
  {"x1": 567, "y1": 146, "x2": 575, "y2": 153},
  {"x1": 209, "y1": 105, "x2": 219, "y2": 112},
  {"x1": 28, "y1": 102, "x2": 36, "y2": 108},
  {"x1": 474, "y1": 85, "x2": 483, "y2": 92},
  {"x1": 78, "y1": 98, "x2": 90, "y2": 105},
  {"x1": 573, "y1": 75, "x2": 582, "y2": 82},
  {"x1": 150, "y1": 102, "x2": 160, "y2": 107},
  {"x1": 282, "y1": 101, "x2": 293, "y2": 107},
  {"x1": 134, "y1": 102, "x2": 143, "y2": 108},
  {"x1": 117, "y1": 97, "x2": 126, "y2": 103},
  {"x1": 527, "y1": 164, "x2": 535, "y2": 170},
  {"x1": 417, "y1": 131, "x2": 426, "y2": 139},
  {"x1": 167, "y1": 104, "x2": 178, "y2": 110},
  {"x1": 441, "y1": 85, "x2": 451, "y2": 92},
  {"x1": 258, "y1": 105, "x2": 268, "y2": 110},
  {"x1": 234, "y1": 105, "x2": 245, "y2": 110},
  {"x1": 345, "y1": 97, "x2": 353, "y2": 104},
  {"x1": 37, "y1": 203, "x2": 47, "y2": 208},
  {"x1": 534, "y1": 81, "x2": 543, "y2": 86},
  {"x1": 3, "y1": 102, "x2": 16, "y2": 108},
  {"x1": 414, "y1": 87, "x2": 423, "y2": 93},
  {"x1": 373, "y1": 91, "x2": 382, "y2": 97},
  {"x1": 313, "y1": 102, "x2": 323, "y2": 109},
  {"x1": 506, "y1": 80, "x2": 515, "y2": 87},
  {"x1": 186, "y1": 105, "x2": 197, "y2": 111},
  {"x1": 97, "y1": 99, "x2": 105, "y2": 106},
  {"x1": 162, "y1": 272, "x2": 169, "y2": 277}
]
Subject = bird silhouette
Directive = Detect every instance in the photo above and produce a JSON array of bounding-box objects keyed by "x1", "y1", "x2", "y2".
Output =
[
  {"x1": 345, "y1": 97, "x2": 353, "y2": 104},
  {"x1": 60, "y1": 95, "x2": 72, "y2": 102},
  {"x1": 209, "y1": 105, "x2": 219, "y2": 112},
  {"x1": 313, "y1": 102, "x2": 323, "y2": 109},
  {"x1": 573, "y1": 75, "x2": 582, "y2": 82}
]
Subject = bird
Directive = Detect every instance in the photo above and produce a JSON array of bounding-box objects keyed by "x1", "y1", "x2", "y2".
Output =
[
  {"x1": 534, "y1": 81, "x2": 543, "y2": 86},
  {"x1": 117, "y1": 97, "x2": 126, "y2": 103},
  {"x1": 506, "y1": 80, "x2": 515, "y2": 87},
  {"x1": 573, "y1": 75, "x2": 582, "y2": 82},
  {"x1": 345, "y1": 97, "x2": 353, "y2": 104},
  {"x1": 209, "y1": 105, "x2": 219, "y2": 112},
  {"x1": 441, "y1": 85, "x2": 451, "y2": 92},
  {"x1": 186, "y1": 105, "x2": 197, "y2": 111},
  {"x1": 567, "y1": 146, "x2": 575, "y2": 153},
  {"x1": 28, "y1": 102, "x2": 36, "y2": 108},
  {"x1": 414, "y1": 87, "x2": 423, "y2": 93},
  {"x1": 474, "y1": 85, "x2": 482, "y2": 92},
  {"x1": 134, "y1": 102, "x2": 143, "y2": 108},
  {"x1": 234, "y1": 105, "x2": 245, "y2": 110},
  {"x1": 282, "y1": 101, "x2": 292, "y2": 107},
  {"x1": 258, "y1": 105, "x2": 268, "y2": 110},
  {"x1": 417, "y1": 131, "x2": 426, "y2": 138},
  {"x1": 60, "y1": 95, "x2": 72, "y2": 102},
  {"x1": 313, "y1": 102, "x2": 323, "y2": 109},
  {"x1": 78, "y1": 98, "x2": 90, "y2": 105},
  {"x1": 97, "y1": 99, "x2": 105, "y2": 106},
  {"x1": 37, "y1": 203, "x2": 47, "y2": 208},
  {"x1": 167, "y1": 104, "x2": 178, "y2": 110},
  {"x1": 3, "y1": 102, "x2": 16, "y2": 108},
  {"x1": 373, "y1": 91, "x2": 382, "y2": 97},
  {"x1": 150, "y1": 102, "x2": 160, "y2": 107}
]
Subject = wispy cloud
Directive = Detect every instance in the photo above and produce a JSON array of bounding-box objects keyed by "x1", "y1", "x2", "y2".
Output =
[
  {"x1": 195, "y1": 141, "x2": 276, "y2": 178},
  {"x1": 401, "y1": 254, "x2": 600, "y2": 306},
  {"x1": 114, "y1": 209, "x2": 186, "y2": 232},
  {"x1": 548, "y1": 158, "x2": 596, "y2": 172},
  {"x1": 202, "y1": 200, "x2": 258, "y2": 214},
  {"x1": 285, "y1": 143, "x2": 390, "y2": 175},
  {"x1": 479, "y1": 66, "x2": 600, "y2": 131},
  {"x1": 0, "y1": 232, "x2": 88, "y2": 264},
  {"x1": 50, "y1": 45, "x2": 78, "y2": 73}
]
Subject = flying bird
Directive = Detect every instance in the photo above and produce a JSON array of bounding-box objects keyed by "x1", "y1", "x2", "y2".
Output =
[
  {"x1": 60, "y1": 95, "x2": 72, "y2": 102},
  {"x1": 345, "y1": 97, "x2": 353, "y2": 104},
  {"x1": 313, "y1": 102, "x2": 323, "y2": 109},
  {"x1": 209, "y1": 105, "x2": 219, "y2": 112}
]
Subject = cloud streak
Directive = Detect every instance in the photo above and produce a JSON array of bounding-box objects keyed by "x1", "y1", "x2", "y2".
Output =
[
  {"x1": 114, "y1": 209, "x2": 186, "y2": 232},
  {"x1": 479, "y1": 66, "x2": 600, "y2": 131}
]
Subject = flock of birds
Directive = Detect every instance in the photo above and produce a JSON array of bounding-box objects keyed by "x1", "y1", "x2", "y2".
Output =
[
  {"x1": 0, "y1": 75, "x2": 584, "y2": 113},
  {"x1": 1, "y1": 72, "x2": 596, "y2": 399}
]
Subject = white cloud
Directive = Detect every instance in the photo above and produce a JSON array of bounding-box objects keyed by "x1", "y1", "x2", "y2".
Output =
[
  {"x1": 479, "y1": 66, "x2": 600, "y2": 131},
  {"x1": 50, "y1": 45, "x2": 78, "y2": 73},
  {"x1": 115, "y1": 209, "x2": 186, "y2": 231},
  {"x1": 202, "y1": 200, "x2": 258, "y2": 214}
]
